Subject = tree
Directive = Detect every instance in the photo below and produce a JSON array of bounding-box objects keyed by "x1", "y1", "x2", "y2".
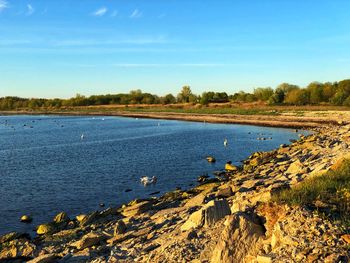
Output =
[
  {"x1": 253, "y1": 87, "x2": 274, "y2": 101},
  {"x1": 161, "y1": 94, "x2": 176, "y2": 104},
  {"x1": 322, "y1": 82, "x2": 336, "y2": 102},
  {"x1": 177, "y1": 86, "x2": 193, "y2": 103},
  {"x1": 268, "y1": 83, "x2": 300, "y2": 104},
  {"x1": 307, "y1": 82, "x2": 324, "y2": 104}
]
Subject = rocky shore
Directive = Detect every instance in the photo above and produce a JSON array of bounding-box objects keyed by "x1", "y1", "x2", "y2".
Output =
[{"x1": 1, "y1": 120, "x2": 350, "y2": 262}]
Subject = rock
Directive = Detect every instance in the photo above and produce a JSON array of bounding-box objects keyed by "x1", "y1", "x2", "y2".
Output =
[
  {"x1": 181, "y1": 199, "x2": 231, "y2": 231},
  {"x1": 231, "y1": 202, "x2": 250, "y2": 213},
  {"x1": 27, "y1": 254, "x2": 58, "y2": 263},
  {"x1": 186, "y1": 230, "x2": 198, "y2": 240},
  {"x1": 121, "y1": 200, "x2": 153, "y2": 217},
  {"x1": 79, "y1": 211, "x2": 99, "y2": 226},
  {"x1": 143, "y1": 243, "x2": 160, "y2": 253},
  {"x1": 216, "y1": 186, "x2": 233, "y2": 198},
  {"x1": 37, "y1": 223, "x2": 55, "y2": 235},
  {"x1": 0, "y1": 232, "x2": 30, "y2": 243},
  {"x1": 0, "y1": 239, "x2": 36, "y2": 260},
  {"x1": 341, "y1": 234, "x2": 350, "y2": 244},
  {"x1": 99, "y1": 207, "x2": 118, "y2": 218},
  {"x1": 197, "y1": 174, "x2": 210, "y2": 183},
  {"x1": 20, "y1": 215, "x2": 32, "y2": 223},
  {"x1": 72, "y1": 232, "x2": 105, "y2": 250},
  {"x1": 114, "y1": 220, "x2": 127, "y2": 235},
  {"x1": 184, "y1": 193, "x2": 206, "y2": 208},
  {"x1": 53, "y1": 212, "x2": 69, "y2": 224},
  {"x1": 181, "y1": 209, "x2": 204, "y2": 231},
  {"x1": 211, "y1": 213, "x2": 264, "y2": 263},
  {"x1": 76, "y1": 214, "x2": 87, "y2": 223},
  {"x1": 206, "y1": 156, "x2": 216, "y2": 163},
  {"x1": 286, "y1": 160, "x2": 304, "y2": 175},
  {"x1": 107, "y1": 233, "x2": 135, "y2": 245},
  {"x1": 256, "y1": 255, "x2": 273, "y2": 263},
  {"x1": 203, "y1": 199, "x2": 231, "y2": 227}
]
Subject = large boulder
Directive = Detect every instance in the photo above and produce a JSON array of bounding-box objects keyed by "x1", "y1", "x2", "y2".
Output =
[
  {"x1": 203, "y1": 200, "x2": 231, "y2": 227},
  {"x1": 211, "y1": 213, "x2": 264, "y2": 263},
  {"x1": 181, "y1": 199, "x2": 231, "y2": 231}
]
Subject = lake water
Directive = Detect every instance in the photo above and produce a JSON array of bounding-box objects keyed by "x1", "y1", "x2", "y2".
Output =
[{"x1": 0, "y1": 115, "x2": 307, "y2": 235}]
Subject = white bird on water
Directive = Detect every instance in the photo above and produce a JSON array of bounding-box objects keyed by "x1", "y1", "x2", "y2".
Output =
[
  {"x1": 140, "y1": 176, "x2": 157, "y2": 186},
  {"x1": 81, "y1": 133, "x2": 85, "y2": 140},
  {"x1": 224, "y1": 138, "x2": 228, "y2": 147}
]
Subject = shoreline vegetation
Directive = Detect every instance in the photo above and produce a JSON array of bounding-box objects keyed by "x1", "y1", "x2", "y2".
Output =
[
  {"x1": 1, "y1": 79, "x2": 350, "y2": 110},
  {"x1": 1, "y1": 112, "x2": 350, "y2": 262}
]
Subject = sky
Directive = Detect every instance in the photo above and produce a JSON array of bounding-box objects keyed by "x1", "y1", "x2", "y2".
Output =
[{"x1": 0, "y1": 0, "x2": 350, "y2": 98}]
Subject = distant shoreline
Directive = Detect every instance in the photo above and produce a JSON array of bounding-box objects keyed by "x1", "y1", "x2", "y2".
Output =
[{"x1": 0, "y1": 109, "x2": 344, "y2": 129}]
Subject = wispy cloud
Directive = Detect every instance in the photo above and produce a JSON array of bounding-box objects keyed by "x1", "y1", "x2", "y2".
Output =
[
  {"x1": 0, "y1": 0, "x2": 8, "y2": 12},
  {"x1": 26, "y1": 4, "x2": 34, "y2": 16},
  {"x1": 52, "y1": 36, "x2": 167, "y2": 47},
  {"x1": 112, "y1": 63, "x2": 232, "y2": 68},
  {"x1": 130, "y1": 9, "x2": 142, "y2": 19},
  {"x1": 93, "y1": 7, "x2": 107, "y2": 17}
]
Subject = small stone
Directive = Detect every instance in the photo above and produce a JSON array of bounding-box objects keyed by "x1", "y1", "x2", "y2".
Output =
[
  {"x1": 37, "y1": 223, "x2": 55, "y2": 235},
  {"x1": 53, "y1": 212, "x2": 69, "y2": 224},
  {"x1": 76, "y1": 214, "x2": 87, "y2": 223},
  {"x1": 206, "y1": 156, "x2": 216, "y2": 163},
  {"x1": 20, "y1": 215, "x2": 32, "y2": 223}
]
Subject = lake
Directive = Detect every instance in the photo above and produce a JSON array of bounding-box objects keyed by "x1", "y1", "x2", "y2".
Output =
[{"x1": 0, "y1": 115, "x2": 307, "y2": 235}]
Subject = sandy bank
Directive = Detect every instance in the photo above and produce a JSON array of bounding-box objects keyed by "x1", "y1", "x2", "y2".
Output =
[{"x1": 1, "y1": 110, "x2": 347, "y2": 128}]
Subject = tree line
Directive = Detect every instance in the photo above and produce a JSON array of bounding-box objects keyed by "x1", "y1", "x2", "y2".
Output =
[{"x1": 1, "y1": 79, "x2": 350, "y2": 110}]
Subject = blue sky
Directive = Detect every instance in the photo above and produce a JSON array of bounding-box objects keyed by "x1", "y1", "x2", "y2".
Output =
[{"x1": 0, "y1": 0, "x2": 350, "y2": 98}]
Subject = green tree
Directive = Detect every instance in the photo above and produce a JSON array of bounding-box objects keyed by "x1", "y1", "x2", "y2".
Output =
[
  {"x1": 307, "y1": 82, "x2": 324, "y2": 104},
  {"x1": 177, "y1": 86, "x2": 193, "y2": 103},
  {"x1": 253, "y1": 87, "x2": 274, "y2": 101}
]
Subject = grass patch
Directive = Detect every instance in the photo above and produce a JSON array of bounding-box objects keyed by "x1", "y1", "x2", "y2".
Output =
[{"x1": 272, "y1": 160, "x2": 350, "y2": 226}]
